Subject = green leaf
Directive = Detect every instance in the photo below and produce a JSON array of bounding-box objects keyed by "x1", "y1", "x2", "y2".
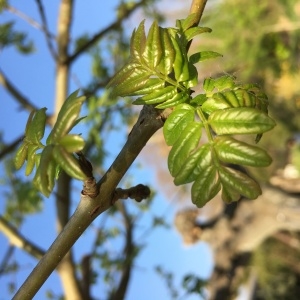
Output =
[
  {"x1": 192, "y1": 166, "x2": 220, "y2": 207},
  {"x1": 184, "y1": 27, "x2": 212, "y2": 41},
  {"x1": 133, "y1": 86, "x2": 177, "y2": 105},
  {"x1": 52, "y1": 145, "x2": 86, "y2": 180},
  {"x1": 130, "y1": 20, "x2": 146, "y2": 59},
  {"x1": 142, "y1": 21, "x2": 162, "y2": 68},
  {"x1": 163, "y1": 104, "x2": 195, "y2": 146},
  {"x1": 33, "y1": 145, "x2": 56, "y2": 197},
  {"x1": 214, "y1": 136, "x2": 272, "y2": 167},
  {"x1": 131, "y1": 78, "x2": 164, "y2": 95},
  {"x1": 15, "y1": 142, "x2": 28, "y2": 170},
  {"x1": 221, "y1": 184, "x2": 241, "y2": 203},
  {"x1": 26, "y1": 108, "x2": 47, "y2": 144},
  {"x1": 189, "y1": 51, "x2": 222, "y2": 64},
  {"x1": 218, "y1": 166, "x2": 262, "y2": 199},
  {"x1": 112, "y1": 71, "x2": 151, "y2": 97},
  {"x1": 168, "y1": 122, "x2": 202, "y2": 177},
  {"x1": 171, "y1": 35, "x2": 190, "y2": 82},
  {"x1": 155, "y1": 91, "x2": 190, "y2": 109},
  {"x1": 58, "y1": 135, "x2": 85, "y2": 153},
  {"x1": 178, "y1": 13, "x2": 199, "y2": 31},
  {"x1": 212, "y1": 75, "x2": 236, "y2": 91},
  {"x1": 174, "y1": 144, "x2": 211, "y2": 185},
  {"x1": 156, "y1": 28, "x2": 176, "y2": 75},
  {"x1": 203, "y1": 77, "x2": 215, "y2": 93},
  {"x1": 208, "y1": 107, "x2": 276, "y2": 135},
  {"x1": 25, "y1": 144, "x2": 39, "y2": 176},
  {"x1": 47, "y1": 91, "x2": 86, "y2": 144},
  {"x1": 107, "y1": 62, "x2": 150, "y2": 97},
  {"x1": 190, "y1": 94, "x2": 207, "y2": 106},
  {"x1": 201, "y1": 97, "x2": 231, "y2": 115}
]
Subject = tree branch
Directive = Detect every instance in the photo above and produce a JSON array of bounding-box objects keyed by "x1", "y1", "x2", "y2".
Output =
[
  {"x1": 0, "y1": 70, "x2": 38, "y2": 112},
  {"x1": 54, "y1": 1, "x2": 85, "y2": 300},
  {"x1": 66, "y1": 0, "x2": 150, "y2": 64},
  {"x1": 189, "y1": 0, "x2": 208, "y2": 25},
  {"x1": 0, "y1": 215, "x2": 45, "y2": 260},
  {"x1": 34, "y1": 0, "x2": 57, "y2": 60},
  {"x1": 0, "y1": 135, "x2": 24, "y2": 160},
  {"x1": 12, "y1": 1, "x2": 208, "y2": 297},
  {"x1": 6, "y1": 5, "x2": 46, "y2": 31},
  {"x1": 12, "y1": 105, "x2": 165, "y2": 300},
  {"x1": 112, "y1": 184, "x2": 151, "y2": 203},
  {"x1": 110, "y1": 202, "x2": 135, "y2": 300}
]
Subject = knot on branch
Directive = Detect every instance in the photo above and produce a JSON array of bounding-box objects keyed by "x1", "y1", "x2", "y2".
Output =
[
  {"x1": 77, "y1": 152, "x2": 99, "y2": 198},
  {"x1": 113, "y1": 184, "x2": 151, "y2": 204}
]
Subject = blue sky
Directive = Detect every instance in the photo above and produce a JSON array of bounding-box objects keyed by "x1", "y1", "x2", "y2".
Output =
[{"x1": 0, "y1": 1, "x2": 213, "y2": 299}]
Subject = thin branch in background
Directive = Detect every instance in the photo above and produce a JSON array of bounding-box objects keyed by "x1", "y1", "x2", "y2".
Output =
[
  {"x1": 67, "y1": 0, "x2": 150, "y2": 64},
  {"x1": 0, "y1": 216, "x2": 45, "y2": 260},
  {"x1": 6, "y1": 5, "x2": 42, "y2": 30},
  {"x1": 6, "y1": 5, "x2": 57, "y2": 41},
  {"x1": 34, "y1": 0, "x2": 57, "y2": 60},
  {"x1": 0, "y1": 70, "x2": 53, "y2": 124},
  {"x1": 0, "y1": 135, "x2": 24, "y2": 160},
  {"x1": 0, "y1": 70, "x2": 38, "y2": 112},
  {"x1": 0, "y1": 245, "x2": 15, "y2": 276},
  {"x1": 110, "y1": 201, "x2": 135, "y2": 300}
]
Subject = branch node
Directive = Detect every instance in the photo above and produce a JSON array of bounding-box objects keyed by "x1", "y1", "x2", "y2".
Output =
[{"x1": 112, "y1": 184, "x2": 151, "y2": 204}]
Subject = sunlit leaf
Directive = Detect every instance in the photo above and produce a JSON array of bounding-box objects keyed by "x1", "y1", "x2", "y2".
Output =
[
  {"x1": 192, "y1": 166, "x2": 220, "y2": 207},
  {"x1": 174, "y1": 144, "x2": 211, "y2": 185},
  {"x1": 208, "y1": 107, "x2": 276, "y2": 135},
  {"x1": 171, "y1": 35, "x2": 190, "y2": 82},
  {"x1": 130, "y1": 20, "x2": 146, "y2": 59},
  {"x1": 156, "y1": 91, "x2": 190, "y2": 109},
  {"x1": 143, "y1": 21, "x2": 162, "y2": 68},
  {"x1": 184, "y1": 27, "x2": 212, "y2": 41},
  {"x1": 189, "y1": 51, "x2": 222, "y2": 64},
  {"x1": 156, "y1": 28, "x2": 176, "y2": 75},
  {"x1": 168, "y1": 122, "x2": 202, "y2": 176},
  {"x1": 47, "y1": 91, "x2": 85, "y2": 144},
  {"x1": 133, "y1": 86, "x2": 177, "y2": 105},
  {"x1": 218, "y1": 166, "x2": 262, "y2": 199},
  {"x1": 15, "y1": 142, "x2": 28, "y2": 170},
  {"x1": 33, "y1": 145, "x2": 56, "y2": 197},
  {"x1": 25, "y1": 144, "x2": 39, "y2": 176},
  {"x1": 163, "y1": 104, "x2": 195, "y2": 146},
  {"x1": 214, "y1": 136, "x2": 272, "y2": 167},
  {"x1": 26, "y1": 108, "x2": 47, "y2": 144},
  {"x1": 201, "y1": 97, "x2": 231, "y2": 114},
  {"x1": 58, "y1": 134, "x2": 85, "y2": 153},
  {"x1": 52, "y1": 145, "x2": 86, "y2": 180}
]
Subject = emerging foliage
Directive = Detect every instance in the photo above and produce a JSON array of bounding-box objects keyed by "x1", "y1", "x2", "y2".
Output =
[
  {"x1": 15, "y1": 90, "x2": 87, "y2": 197},
  {"x1": 108, "y1": 13, "x2": 276, "y2": 207}
]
